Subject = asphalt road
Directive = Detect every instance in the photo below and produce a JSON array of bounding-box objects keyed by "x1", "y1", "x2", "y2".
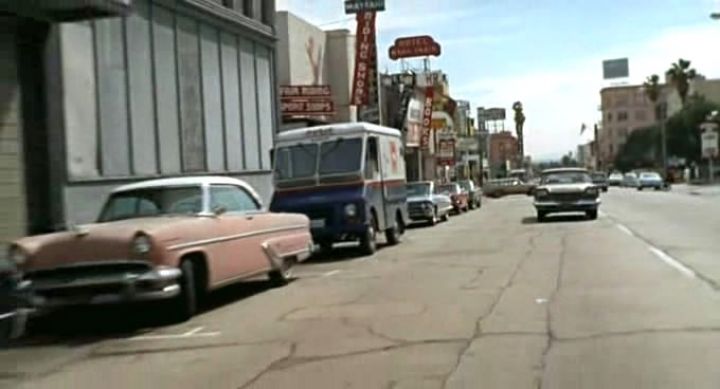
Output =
[{"x1": 1, "y1": 187, "x2": 719, "y2": 389}]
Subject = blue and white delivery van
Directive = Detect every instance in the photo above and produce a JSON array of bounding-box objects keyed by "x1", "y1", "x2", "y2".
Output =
[{"x1": 270, "y1": 123, "x2": 408, "y2": 255}]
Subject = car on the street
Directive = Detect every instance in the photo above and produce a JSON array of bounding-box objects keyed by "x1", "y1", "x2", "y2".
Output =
[
  {"x1": 483, "y1": 178, "x2": 534, "y2": 198},
  {"x1": 406, "y1": 182, "x2": 453, "y2": 225},
  {"x1": 0, "y1": 260, "x2": 32, "y2": 344},
  {"x1": 637, "y1": 171, "x2": 665, "y2": 190},
  {"x1": 608, "y1": 172, "x2": 624, "y2": 186},
  {"x1": 457, "y1": 180, "x2": 482, "y2": 209},
  {"x1": 435, "y1": 183, "x2": 469, "y2": 213},
  {"x1": 532, "y1": 168, "x2": 601, "y2": 222},
  {"x1": 8, "y1": 176, "x2": 313, "y2": 322},
  {"x1": 622, "y1": 172, "x2": 639, "y2": 188},
  {"x1": 590, "y1": 172, "x2": 609, "y2": 192}
]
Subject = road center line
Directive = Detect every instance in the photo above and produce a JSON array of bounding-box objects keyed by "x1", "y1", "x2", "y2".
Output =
[
  {"x1": 616, "y1": 224, "x2": 635, "y2": 237},
  {"x1": 322, "y1": 270, "x2": 341, "y2": 277},
  {"x1": 647, "y1": 246, "x2": 696, "y2": 279},
  {"x1": 183, "y1": 326, "x2": 205, "y2": 336}
]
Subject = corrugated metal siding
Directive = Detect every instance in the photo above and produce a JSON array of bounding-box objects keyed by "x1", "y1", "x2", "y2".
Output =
[{"x1": 0, "y1": 28, "x2": 27, "y2": 242}]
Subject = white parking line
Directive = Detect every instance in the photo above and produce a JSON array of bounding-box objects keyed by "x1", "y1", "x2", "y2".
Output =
[
  {"x1": 128, "y1": 327, "x2": 221, "y2": 341},
  {"x1": 648, "y1": 246, "x2": 697, "y2": 279},
  {"x1": 616, "y1": 224, "x2": 635, "y2": 237},
  {"x1": 183, "y1": 326, "x2": 205, "y2": 336},
  {"x1": 322, "y1": 270, "x2": 341, "y2": 277}
]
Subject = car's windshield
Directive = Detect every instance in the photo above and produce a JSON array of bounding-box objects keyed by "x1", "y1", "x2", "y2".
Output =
[
  {"x1": 541, "y1": 172, "x2": 592, "y2": 185},
  {"x1": 98, "y1": 186, "x2": 203, "y2": 222},
  {"x1": 458, "y1": 181, "x2": 472, "y2": 191},
  {"x1": 319, "y1": 138, "x2": 363, "y2": 175},
  {"x1": 274, "y1": 144, "x2": 318, "y2": 180},
  {"x1": 641, "y1": 172, "x2": 661, "y2": 179},
  {"x1": 436, "y1": 184, "x2": 458, "y2": 194},
  {"x1": 406, "y1": 183, "x2": 431, "y2": 197},
  {"x1": 274, "y1": 138, "x2": 363, "y2": 180}
]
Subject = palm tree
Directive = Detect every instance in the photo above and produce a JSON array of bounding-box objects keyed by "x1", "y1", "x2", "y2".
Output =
[
  {"x1": 666, "y1": 59, "x2": 697, "y2": 106},
  {"x1": 512, "y1": 101, "x2": 526, "y2": 158},
  {"x1": 643, "y1": 74, "x2": 667, "y2": 176},
  {"x1": 643, "y1": 74, "x2": 664, "y2": 121}
]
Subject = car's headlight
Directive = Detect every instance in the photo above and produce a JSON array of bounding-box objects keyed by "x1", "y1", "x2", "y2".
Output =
[
  {"x1": 585, "y1": 187, "x2": 599, "y2": 196},
  {"x1": 344, "y1": 203, "x2": 357, "y2": 217},
  {"x1": 132, "y1": 234, "x2": 152, "y2": 255},
  {"x1": 534, "y1": 189, "x2": 549, "y2": 198},
  {"x1": 7, "y1": 245, "x2": 26, "y2": 266}
]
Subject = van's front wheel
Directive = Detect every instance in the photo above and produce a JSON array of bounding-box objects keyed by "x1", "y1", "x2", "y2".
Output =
[{"x1": 359, "y1": 214, "x2": 378, "y2": 255}]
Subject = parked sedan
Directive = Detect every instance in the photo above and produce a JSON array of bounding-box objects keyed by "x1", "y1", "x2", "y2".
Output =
[
  {"x1": 9, "y1": 176, "x2": 313, "y2": 322},
  {"x1": 0, "y1": 261, "x2": 32, "y2": 344},
  {"x1": 637, "y1": 171, "x2": 665, "y2": 190},
  {"x1": 435, "y1": 183, "x2": 469, "y2": 213},
  {"x1": 622, "y1": 172, "x2": 639, "y2": 188},
  {"x1": 406, "y1": 182, "x2": 453, "y2": 225},
  {"x1": 608, "y1": 172, "x2": 624, "y2": 186},
  {"x1": 533, "y1": 168, "x2": 601, "y2": 221},
  {"x1": 457, "y1": 180, "x2": 483, "y2": 209},
  {"x1": 590, "y1": 172, "x2": 609, "y2": 192}
]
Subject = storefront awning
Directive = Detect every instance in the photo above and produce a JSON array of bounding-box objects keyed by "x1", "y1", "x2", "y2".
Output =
[{"x1": 0, "y1": 0, "x2": 132, "y2": 22}]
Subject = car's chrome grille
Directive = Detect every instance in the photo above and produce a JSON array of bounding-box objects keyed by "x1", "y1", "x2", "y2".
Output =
[
  {"x1": 25, "y1": 261, "x2": 152, "y2": 283},
  {"x1": 547, "y1": 193, "x2": 583, "y2": 202}
]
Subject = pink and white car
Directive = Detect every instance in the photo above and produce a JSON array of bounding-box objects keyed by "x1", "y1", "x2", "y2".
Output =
[{"x1": 8, "y1": 176, "x2": 312, "y2": 321}]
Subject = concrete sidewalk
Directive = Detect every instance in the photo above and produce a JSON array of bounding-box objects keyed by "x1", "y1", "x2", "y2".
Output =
[{"x1": 671, "y1": 183, "x2": 720, "y2": 196}]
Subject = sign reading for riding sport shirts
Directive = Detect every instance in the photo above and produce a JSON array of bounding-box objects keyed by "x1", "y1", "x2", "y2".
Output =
[{"x1": 351, "y1": 11, "x2": 377, "y2": 106}]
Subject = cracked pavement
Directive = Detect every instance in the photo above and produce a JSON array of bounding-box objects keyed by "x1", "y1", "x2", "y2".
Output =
[{"x1": 2, "y1": 188, "x2": 720, "y2": 388}]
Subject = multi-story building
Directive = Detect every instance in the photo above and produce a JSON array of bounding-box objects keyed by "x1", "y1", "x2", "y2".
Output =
[
  {"x1": 275, "y1": 11, "x2": 355, "y2": 128},
  {"x1": 577, "y1": 141, "x2": 596, "y2": 170},
  {"x1": 598, "y1": 85, "x2": 659, "y2": 169},
  {"x1": 489, "y1": 131, "x2": 519, "y2": 176},
  {"x1": 666, "y1": 77, "x2": 720, "y2": 116},
  {"x1": 0, "y1": 0, "x2": 278, "y2": 245}
]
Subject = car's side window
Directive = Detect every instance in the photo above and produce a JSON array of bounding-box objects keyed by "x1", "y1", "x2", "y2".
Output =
[{"x1": 210, "y1": 185, "x2": 260, "y2": 213}]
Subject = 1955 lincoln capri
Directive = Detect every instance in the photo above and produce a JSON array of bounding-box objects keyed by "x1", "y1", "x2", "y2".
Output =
[{"x1": 7, "y1": 176, "x2": 313, "y2": 321}]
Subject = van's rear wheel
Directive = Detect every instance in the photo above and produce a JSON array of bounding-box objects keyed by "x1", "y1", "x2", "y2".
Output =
[{"x1": 386, "y1": 214, "x2": 403, "y2": 245}]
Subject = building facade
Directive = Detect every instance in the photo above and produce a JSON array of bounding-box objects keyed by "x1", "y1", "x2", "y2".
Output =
[
  {"x1": 275, "y1": 11, "x2": 355, "y2": 128},
  {"x1": 489, "y1": 131, "x2": 519, "y2": 177},
  {"x1": 0, "y1": 0, "x2": 278, "y2": 244},
  {"x1": 598, "y1": 85, "x2": 658, "y2": 169}
]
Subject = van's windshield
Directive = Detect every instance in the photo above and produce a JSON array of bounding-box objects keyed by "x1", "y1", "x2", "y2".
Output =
[{"x1": 274, "y1": 137, "x2": 363, "y2": 183}]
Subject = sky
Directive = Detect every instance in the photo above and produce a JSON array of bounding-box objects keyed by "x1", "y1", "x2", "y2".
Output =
[{"x1": 277, "y1": 0, "x2": 720, "y2": 160}]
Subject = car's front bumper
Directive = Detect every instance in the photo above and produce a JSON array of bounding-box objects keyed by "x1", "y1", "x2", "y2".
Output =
[
  {"x1": 28, "y1": 266, "x2": 182, "y2": 308},
  {"x1": 639, "y1": 181, "x2": 664, "y2": 188},
  {"x1": 534, "y1": 198, "x2": 600, "y2": 213},
  {"x1": 408, "y1": 203, "x2": 435, "y2": 221}
]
